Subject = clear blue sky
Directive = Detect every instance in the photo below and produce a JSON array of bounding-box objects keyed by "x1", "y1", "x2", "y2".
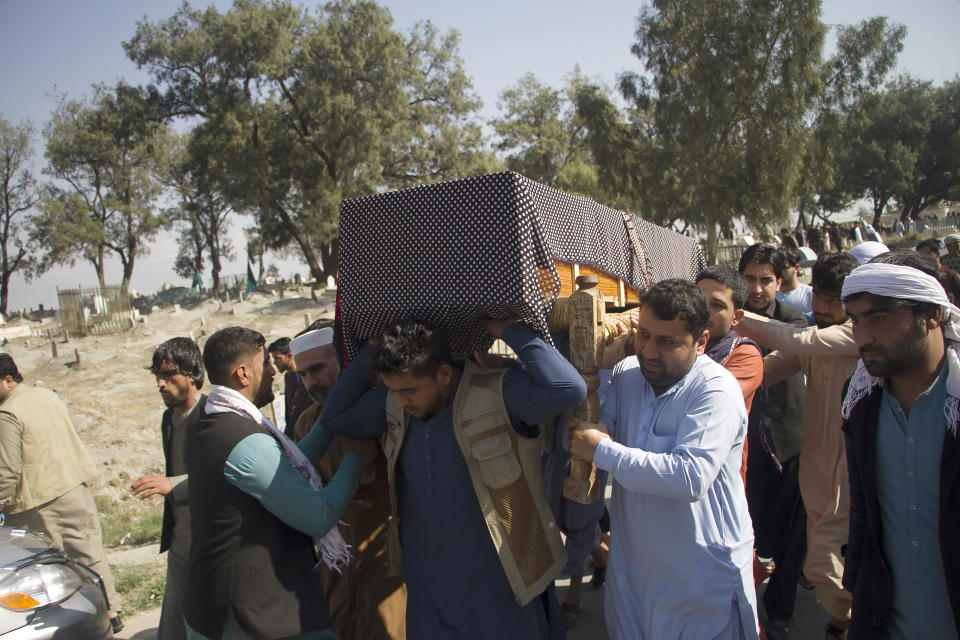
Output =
[{"x1": 1, "y1": 0, "x2": 958, "y2": 310}]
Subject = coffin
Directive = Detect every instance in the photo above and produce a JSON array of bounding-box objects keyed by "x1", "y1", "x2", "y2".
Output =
[{"x1": 338, "y1": 171, "x2": 703, "y2": 359}]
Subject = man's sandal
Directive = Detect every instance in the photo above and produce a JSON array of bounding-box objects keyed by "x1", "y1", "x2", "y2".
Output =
[{"x1": 588, "y1": 565, "x2": 606, "y2": 589}]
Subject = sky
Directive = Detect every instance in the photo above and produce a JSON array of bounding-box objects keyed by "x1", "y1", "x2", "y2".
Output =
[{"x1": 1, "y1": 0, "x2": 958, "y2": 311}]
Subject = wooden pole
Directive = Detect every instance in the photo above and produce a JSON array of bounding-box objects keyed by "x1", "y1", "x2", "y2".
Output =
[{"x1": 563, "y1": 275, "x2": 605, "y2": 504}]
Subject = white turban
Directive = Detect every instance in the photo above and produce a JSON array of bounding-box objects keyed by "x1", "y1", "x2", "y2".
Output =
[
  {"x1": 840, "y1": 262, "x2": 960, "y2": 341},
  {"x1": 290, "y1": 327, "x2": 335, "y2": 370},
  {"x1": 848, "y1": 241, "x2": 889, "y2": 265}
]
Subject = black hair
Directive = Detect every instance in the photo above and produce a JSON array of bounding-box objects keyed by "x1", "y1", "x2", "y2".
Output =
[
  {"x1": 296, "y1": 320, "x2": 334, "y2": 338},
  {"x1": 374, "y1": 319, "x2": 451, "y2": 378},
  {"x1": 778, "y1": 245, "x2": 802, "y2": 268},
  {"x1": 640, "y1": 279, "x2": 709, "y2": 337},
  {"x1": 696, "y1": 265, "x2": 748, "y2": 310},
  {"x1": 738, "y1": 244, "x2": 785, "y2": 278},
  {"x1": 0, "y1": 354, "x2": 23, "y2": 383},
  {"x1": 916, "y1": 238, "x2": 942, "y2": 254},
  {"x1": 149, "y1": 337, "x2": 204, "y2": 389},
  {"x1": 811, "y1": 252, "x2": 858, "y2": 294},
  {"x1": 203, "y1": 326, "x2": 265, "y2": 386},
  {"x1": 780, "y1": 234, "x2": 799, "y2": 250},
  {"x1": 869, "y1": 250, "x2": 941, "y2": 280},
  {"x1": 267, "y1": 337, "x2": 291, "y2": 354}
]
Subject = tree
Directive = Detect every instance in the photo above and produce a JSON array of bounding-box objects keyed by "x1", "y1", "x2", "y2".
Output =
[
  {"x1": 623, "y1": 0, "x2": 828, "y2": 260},
  {"x1": 829, "y1": 76, "x2": 960, "y2": 226},
  {"x1": 0, "y1": 117, "x2": 41, "y2": 315},
  {"x1": 574, "y1": 1, "x2": 903, "y2": 260},
  {"x1": 126, "y1": 0, "x2": 495, "y2": 281},
  {"x1": 38, "y1": 84, "x2": 170, "y2": 291},
  {"x1": 491, "y1": 70, "x2": 601, "y2": 196},
  {"x1": 163, "y1": 134, "x2": 234, "y2": 293},
  {"x1": 894, "y1": 77, "x2": 960, "y2": 220},
  {"x1": 791, "y1": 17, "x2": 906, "y2": 228},
  {"x1": 832, "y1": 87, "x2": 916, "y2": 226}
]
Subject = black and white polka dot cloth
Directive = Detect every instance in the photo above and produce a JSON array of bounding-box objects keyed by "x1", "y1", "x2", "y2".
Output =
[{"x1": 338, "y1": 171, "x2": 704, "y2": 360}]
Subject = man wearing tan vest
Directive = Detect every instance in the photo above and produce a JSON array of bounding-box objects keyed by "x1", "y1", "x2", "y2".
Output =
[
  {"x1": 0, "y1": 353, "x2": 122, "y2": 633},
  {"x1": 321, "y1": 317, "x2": 585, "y2": 639}
]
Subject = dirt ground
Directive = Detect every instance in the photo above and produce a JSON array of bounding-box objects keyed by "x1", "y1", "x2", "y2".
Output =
[{"x1": 2, "y1": 289, "x2": 336, "y2": 499}]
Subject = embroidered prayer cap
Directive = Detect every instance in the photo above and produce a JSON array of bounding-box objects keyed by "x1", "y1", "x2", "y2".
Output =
[
  {"x1": 945, "y1": 234, "x2": 960, "y2": 246},
  {"x1": 290, "y1": 327, "x2": 334, "y2": 370},
  {"x1": 841, "y1": 262, "x2": 960, "y2": 342},
  {"x1": 848, "y1": 241, "x2": 889, "y2": 265}
]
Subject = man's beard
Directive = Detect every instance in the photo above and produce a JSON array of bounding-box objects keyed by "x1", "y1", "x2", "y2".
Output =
[
  {"x1": 306, "y1": 385, "x2": 331, "y2": 405},
  {"x1": 859, "y1": 319, "x2": 928, "y2": 377},
  {"x1": 160, "y1": 391, "x2": 185, "y2": 409},
  {"x1": 814, "y1": 314, "x2": 842, "y2": 329},
  {"x1": 253, "y1": 381, "x2": 275, "y2": 408}
]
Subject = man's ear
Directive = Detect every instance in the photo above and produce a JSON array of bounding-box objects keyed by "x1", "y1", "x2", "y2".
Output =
[
  {"x1": 435, "y1": 363, "x2": 454, "y2": 387},
  {"x1": 733, "y1": 308, "x2": 745, "y2": 323},
  {"x1": 232, "y1": 363, "x2": 251, "y2": 388},
  {"x1": 695, "y1": 329, "x2": 709, "y2": 356},
  {"x1": 926, "y1": 306, "x2": 944, "y2": 331}
]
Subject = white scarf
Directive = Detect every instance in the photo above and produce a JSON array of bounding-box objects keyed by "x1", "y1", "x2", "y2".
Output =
[
  {"x1": 840, "y1": 263, "x2": 960, "y2": 435},
  {"x1": 205, "y1": 384, "x2": 351, "y2": 571}
]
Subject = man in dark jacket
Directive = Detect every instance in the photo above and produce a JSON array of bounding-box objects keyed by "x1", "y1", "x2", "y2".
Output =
[
  {"x1": 132, "y1": 338, "x2": 206, "y2": 640},
  {"x1": 184, "y1": 326, "x2": 374, "y2": 640},
  {"x1": 841, "y1": 262, "x2": 960, "y2": 639},
  {"x1": 738, "y1": 244, "x2": 808, "y2": 635}
]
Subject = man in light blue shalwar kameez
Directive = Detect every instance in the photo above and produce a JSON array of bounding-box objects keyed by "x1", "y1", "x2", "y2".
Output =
[{"x1": 570, "y1": 279, "x2": 760, "y2": 640}]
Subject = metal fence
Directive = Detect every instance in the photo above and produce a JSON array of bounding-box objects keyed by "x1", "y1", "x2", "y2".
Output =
[
  {"x1": 716, "y1": 244, "x2": 751, "y2": 266},
  {"x1": 56, "y1": 285, "x2": 133, "y2": 338}
]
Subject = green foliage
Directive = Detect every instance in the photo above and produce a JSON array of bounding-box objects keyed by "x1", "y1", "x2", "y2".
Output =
[
  {"x1": 791, "y1": 17, "x2": 906, "y2": 227},
  {"x1": 491, "y1": 70, "x2": 606, "y2": 199},
  {"x1": 36, "y1": 84, "x2": 171, "y2": 290},
  {"x1": 112, "y1": 561, "x2": 166, "y2": 615},
  {"x1": 0, "y1": 117, "x2": 41, "y2": 315},
  {"x1": 94, "y1": 494, "x2": 164, "y2": 549},
  {"x1": 125, "y1": 0, "x2": 493, "y2": 280},
  {"x1": 830, "y1": 75, "x2": 960, "y2": 225},
  {"x1": 566, "y1": 1, "x2": 904, "y2": 260},
  {"x1": 161, "y1": 134, "x2": 234, "y2": 293},
  {"x1": 620, "y1": 0, "x2": 828, "y2": 258}
]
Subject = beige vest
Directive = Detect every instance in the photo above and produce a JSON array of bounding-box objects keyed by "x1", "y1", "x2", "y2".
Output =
[
  {"x1": 0, "y1": 384, "x2": 98, "y2": 514},
  {"x1": 383, "y1": 361, "x2": 566, "y2": 606}
]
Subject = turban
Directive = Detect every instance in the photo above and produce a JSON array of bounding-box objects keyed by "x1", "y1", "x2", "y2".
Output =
[
  {"x1": 848, "y1": 241, "x2": 889, "y2": 265},
  {"x1": 290, "y1": 327, "x2": 335, "y2": 370},
  {"x1": 840, "y1": 262, "x2": 960, "y2": 341}
]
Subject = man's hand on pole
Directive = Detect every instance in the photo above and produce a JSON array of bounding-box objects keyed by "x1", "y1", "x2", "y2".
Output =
[{"x1": 568, "y1": 416, "x2": 610, "y2": 461}]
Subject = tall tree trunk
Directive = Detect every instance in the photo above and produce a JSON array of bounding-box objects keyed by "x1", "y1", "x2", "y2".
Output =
[
  {"x1": 94, "y1": 245, "x2": 106, "y2": 289},
  {"x1": 272, "y1": 203, "x2": 324, "y2": 282},
  {"x1": 210, "y1": 247, "x2": 222, "y2": 294},
  {"x1": 319, "y1": 237, "x2": 340, "y2": 281},
  {"x1": 706, "y1": 222, "x2": 718, "y2": 265},
  {"x1": 0, "y1": 272, "x2": 10, "y2": 317},
  {"x1": 120, "y1": 247, "x2": 136, "y2": 296}
]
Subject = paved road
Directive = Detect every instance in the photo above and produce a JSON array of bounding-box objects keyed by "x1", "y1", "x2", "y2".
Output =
[
  {"x1": 114, "y1": 607, "x2": 160, "y2": 640},
  {"x1": 114, "y1": 575, "x2": 832, "y2": 639},
  {"x1": 560, "y1": 572, "x2": 832, "y2": 639}
]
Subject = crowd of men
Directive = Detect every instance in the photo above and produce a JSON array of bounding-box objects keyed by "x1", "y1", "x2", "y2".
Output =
[{"x1": 1, "y1": 236, "x2": 958, "y2": 640}]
